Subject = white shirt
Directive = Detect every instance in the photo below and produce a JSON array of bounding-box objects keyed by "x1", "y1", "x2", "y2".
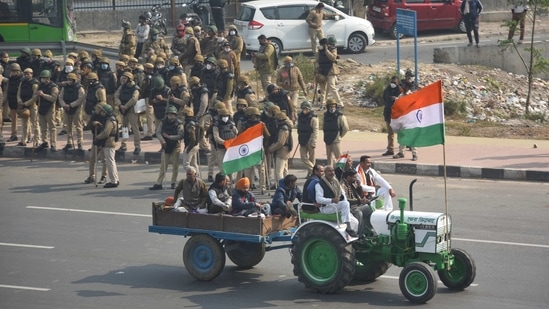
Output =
[{"x1": 513, "y1": 5, "x2": 528, "y2": 14}]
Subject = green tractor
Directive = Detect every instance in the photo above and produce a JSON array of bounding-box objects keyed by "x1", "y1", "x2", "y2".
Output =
[{"x1": 291, "y1": 198, "x2": 476, "y2": 303}]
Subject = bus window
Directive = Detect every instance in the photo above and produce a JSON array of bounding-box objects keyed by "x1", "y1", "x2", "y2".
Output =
[{"x1": 32, "y1": 0, "x2": 61, "y2": 26}]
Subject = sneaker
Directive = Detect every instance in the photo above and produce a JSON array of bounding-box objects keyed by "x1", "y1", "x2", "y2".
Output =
[
  {"x1": 84, "y1": 176, "x2": 95, "y2": 184},
  {"x1": 467, "y1": 42, "x2": 473, "y2": 47},
  {"x1": 141, "y1": 136, "x2": 153, "y2": 141},
  {"x1": 17, "y1": 142, "x2": 26, "y2": 147},
  {"x1": 207, "y1": 175, "x2": 214, "y2": 182},
  {"x1": 171, "y1": 183, "x2": 175, "y2": 189},
  {"x1": 412, "y1": 155, "x2": 418, "y2": 161},
  {"x1": 7, "y1": 135, "x2": 18, "y2": 142},
  {"x1": 149, "y1": 184, "x2": 163, "y2": 190},
  {"x1": 476, "y1": 43, "x2": 480, "y2": 48},
  {"x1": 381, "y1": 151, "x2": 394, "y2": 156},
  {"x1": 393, "y1": 152, "x2": 404, "y2": 159},
  {"x1": 133, "y1": 147, "x2": 141, "y2": 155},
  {"x1": 98, "y1": 176, "x2": 107, "y2": 184},
  {"x1": 63, "y1": 144, "x2": 73, "y2": 151},
  {"x1": 104, "y1": 181, "x2": 119, "y2": 188}
]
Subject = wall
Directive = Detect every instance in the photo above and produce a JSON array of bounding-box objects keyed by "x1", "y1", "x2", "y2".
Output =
[
  {"x1": 74, "y1": 0, "x2": 514, "y2": 32},
  {"x1": 433, "y1": 42, "x2": 549, "y2": 80}
]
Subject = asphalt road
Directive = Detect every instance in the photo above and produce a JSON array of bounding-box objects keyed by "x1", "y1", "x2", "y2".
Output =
[{"x1": 1, "y1": 157, "x2": 549, "y2": 308}]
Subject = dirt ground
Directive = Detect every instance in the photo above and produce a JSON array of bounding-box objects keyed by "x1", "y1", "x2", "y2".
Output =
[{"x1": 77, "y1": 19, "x2": 549, "y2": 140}]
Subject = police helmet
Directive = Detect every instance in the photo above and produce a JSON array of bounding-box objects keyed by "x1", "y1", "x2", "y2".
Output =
[
  {"x1": 166, "y1": 105, "x2": 178, "y2": 115},
  {"x1": 39, "y1": 70, "x2": 51, "y2": 78}
]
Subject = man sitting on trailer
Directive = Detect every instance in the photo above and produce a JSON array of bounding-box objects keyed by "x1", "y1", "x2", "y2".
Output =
[
  {"x1": 314, "y1": 165, "x2": 358, "y2": 237},
  {"x1": 173, "y1": 167, "x2": 208, "y2": 213},
  {"x1": 271, "y1": 174, "x2": 302, "y2": 218}
]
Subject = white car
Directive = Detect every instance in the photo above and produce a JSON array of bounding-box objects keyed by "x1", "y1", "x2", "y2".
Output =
[{"x1": 234, "y1": 0, "x2": 376, "y2": 55}]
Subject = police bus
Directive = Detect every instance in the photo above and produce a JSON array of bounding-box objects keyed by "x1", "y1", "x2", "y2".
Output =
[{"x1": 0, "y1": 0, "x2": 76, "y2": 42}]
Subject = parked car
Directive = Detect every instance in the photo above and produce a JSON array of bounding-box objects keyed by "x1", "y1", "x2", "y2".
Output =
[
  {"x1": 234, "y1": 0, "x2": 376, "y2": 55},
  {"x1": 367, "y1": 0, "x2": 466, "y2": 39}
]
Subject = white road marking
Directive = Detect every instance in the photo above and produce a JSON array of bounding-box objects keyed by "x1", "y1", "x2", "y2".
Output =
[
  {"x1": 380, "y1": 275, "x2": 479, "y2": 287},
  {"x1": 0, "y1": 242, "x2": 54, "y2": 249},
  {"x1": 26, "y1": 206, "x2": 151, "y2": 218},
  {"x1": 453, "y1": 238, "x2": 549, "y2": 249},
  {"x1": 0, "y1": 284, "x2": 50, "y2": 291}
]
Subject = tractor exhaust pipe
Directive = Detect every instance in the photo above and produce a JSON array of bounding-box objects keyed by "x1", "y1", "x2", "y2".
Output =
[{"x1": 408, "y1": 179, "x2": 417, "y2": 211}]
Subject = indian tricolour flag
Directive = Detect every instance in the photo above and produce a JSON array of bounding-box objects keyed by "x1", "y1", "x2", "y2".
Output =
[
  {"x1": 222, "y1": 123, "x2": 264, "y2": 174},
  {"x1": 390, "y1": 80, "x2": 445, "y2": 147}
]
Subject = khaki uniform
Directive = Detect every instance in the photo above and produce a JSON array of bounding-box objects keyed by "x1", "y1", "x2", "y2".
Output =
[
  {"x1": 93, "y1": 116, "x2": 119, "y2": 184},
  {"x1": 268, "y1": 118, "x2": 293, "y2": 182},
  {"x1": 317, "y1": 47, "x2": 342, "y2": 106},
  {"x1": 58, "y1": 83, "x2": 85, "y2": 147},
  {"x1": 141, "y1": 38, "x2": 169, "y2": 59},
  {"x1": 37, "y1": 82, "x2": 59, "y2": 148},
  {"x1": 179, "y1": 36, "x2": 201, "y2": 75},
  {"x1": 253, "y1": 42, "x2": 276, "y2": 96},
  {"x1": 322, "y1": 110, "x2": 349, "y2": 166},
  {"x1": 119, "y1": 30, "x2": 137, "y2": 57},
  {"x1": 276, "y1": 65, "x2": 307, "y2": 113},
  {"x1": 114, "y1": 82, "x2": 141, "y2": 151},
  {"x1": 170, "y1": 36, "x2": 187, "y2": 57},
  {"x1": 297, "y1": 111, "x2": 319, "y2": 175},
  {"x1": 306, "y1": 8, "x2": 327, "y2": 53},
  {"x1": 155, "y1": 118, "x2": 184, "y2": 186},
  {"x1": 17, "y1": 79, "x2": 39, "y2": 144}
]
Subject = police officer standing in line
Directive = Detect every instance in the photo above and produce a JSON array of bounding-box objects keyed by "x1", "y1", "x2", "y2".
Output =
[
  {"x1": 97, "y1": 58, "x2": 117, "y2": 109},
  {"x1": 322, "y1": 99, "x2": 349, "y2": 166},
  {"x1": 252, "y1": 34, "x2": 276, "y2": 99},
  {"x1": 115, "y1": 71, "x2": 141, "y2": 155},
  {"x1": 268, "y1": 111, "x2": 293, "y2": 182},
  {"x1": 58, "y1": 72, "x2": 85, "y2": 150},
  {"x1": 36, "y1": 70, "x2": 59, "y2": 152},
  {"x1": 119, "y1": 20, "x2": 136, "y2": 58},
  {"x1": 179, "y1": 27, "x2": 201, "y2": 76},
  {"x1": 212, "y1": 108, "x2": 238, "y2": 178},
  {"x1": 181, "y1": 106, "x2": 201, "y2": 177},
  {"x1": 297, "y1": 101, "x2": 318, "y2": 177},
  {"x1": 215, "y1": 59, "x2": 234, "y2": 113},
  {"x1": 5, "y1": 63, "x2": 23, "y2": 142},
  {"x1": 235, "y1": 75, "x2": 258, "y2": 107},
  {"x1": 150, "y1": 105, "x2": 184, "y2": 190},
  {"x1": 92, "y1": 103, "x2": 120, "y2": 188},
  {"x1": 149, "y1": 75, "x2": 171, "y2": 143},
  {"x1": 139, "y1": 63, "x2": 156, "y2": 140},
  {"x1": 83, "y1": 72, "x2": 107, "y2": 128},
  {"x1": 16, "y1": 68, "x2": 39, "y2": 146}
]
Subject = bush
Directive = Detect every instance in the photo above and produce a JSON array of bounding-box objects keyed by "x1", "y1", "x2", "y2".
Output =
[
  {"x1": 525, "y1": 111, "x2": 547, "y2": 123},
  {"x1": 444, "y1": 99, "x2": 467, "y2": 116},
  {"x1": 355, "y1": 73, "x2": 394, "y2": 107}
]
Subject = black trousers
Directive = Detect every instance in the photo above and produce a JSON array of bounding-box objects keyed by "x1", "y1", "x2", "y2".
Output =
[{"x1": 210, "y1": 7, "x2": 225, "y2": 32}]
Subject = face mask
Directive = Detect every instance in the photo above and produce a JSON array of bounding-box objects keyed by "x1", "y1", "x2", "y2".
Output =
[
  {"x1": 156, "y1": 65, "x2": 164, "y2": 69},
  {"x1": 89, "y1": 80, "x2": 96, "y2": 86},
  {"x1": 168, "y1": 65, "x2": 175, "y2": 70},
  {"x1": 100, "y1": 63, "x2": 109, "y2": 70},
  {"x1": 285, "y1": 63, "x2": 293, "y2": 68},
  {"x1": 329, "y1": 107, "x2": 336, "y2": 113},
  {"x1": 318, "y1": 46, "x2": 324, "y2": 50},
  {"x1": 185, "y1": 34, "x2": 191, "y2": 39},
  {"x1": 217, "y1": 37, "x2": 224, "y2": 42},
  {"x1": 43, "y1": 57, "x2": 51, "y2": 62},
  {"x1": 221, "y1": 116, "x2": 229, "y2": 123},
  {"x1": 390, "y1": 83, "x2": 397, "y2": 88},
  {"x1": 229, "y1": 30, "x2": 236, "y2": 36},
  {"x1": 65, "y1": 65, "x2": 73, "y2": 72},
  {"x1": 224, "y1": 47, "x2": 230, "y2": 52},
  {"x1": 152, "y1": 35, "x2": 158, "y2": 40},
  {"x1": 206, "y1": 64, "x2": 212, "y2": 70}
]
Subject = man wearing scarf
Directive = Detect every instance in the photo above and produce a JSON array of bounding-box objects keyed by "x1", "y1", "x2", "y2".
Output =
[
  {"x1": 314, "y1": 165, "x2": 358, "y2": 237},
  {"x1": 355, "y1": 155, "x2": 396, "y2": 211}
]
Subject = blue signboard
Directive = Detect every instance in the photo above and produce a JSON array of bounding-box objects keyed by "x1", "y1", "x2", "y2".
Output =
[
  {"x1": 396, "y1": 9, "x2": 417, "y2": 36},
  {"x1": 395, "y1": 8, "x2": 418, "y2": 88}
]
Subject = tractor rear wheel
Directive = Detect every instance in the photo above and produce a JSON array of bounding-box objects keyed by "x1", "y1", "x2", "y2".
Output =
[
  {"x1": 438, "y1": 248, "x2": 476, "y2": 290},
  {"x1": 399, "y1": 262, "x2": 437, "y2": 303},
  {"x1": 291, "y1": 223, "x2": 355, "y2": 293},
  {"x1": 183, "y1": 234, "x2": 225, "y2": 281},
  {"x1": 225, "y1": 240, "x2": 266, "y2": 269}
]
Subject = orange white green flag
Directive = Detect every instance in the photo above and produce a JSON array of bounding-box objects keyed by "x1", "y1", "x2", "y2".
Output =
[
  {"x1": 390, "y1": 80, "x2": 445, "y2": 147},
  {"x1": 222, "y1": 123, "x2": 264, "y2": 174}
]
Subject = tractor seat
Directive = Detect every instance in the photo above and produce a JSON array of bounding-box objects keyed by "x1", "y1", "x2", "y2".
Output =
[{"x1": 299, "y1": 211, "x2": 342, "y2": 222}]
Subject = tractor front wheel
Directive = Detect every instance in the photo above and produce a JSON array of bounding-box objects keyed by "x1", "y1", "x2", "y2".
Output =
[
  {"x1": 399, "y1": 262, "x2": 437, "y2": 303},
  {"x1": 292, "y1": 223, "x2": 355, "y2": 293},
  {"x1": 438, "y1": 248, "x2": 476, "y2": 290}
]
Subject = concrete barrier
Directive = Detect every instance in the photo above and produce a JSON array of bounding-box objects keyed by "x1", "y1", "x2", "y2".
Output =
[{"x1": 433, "y1": 42, "x2": 549, "y2": 80}]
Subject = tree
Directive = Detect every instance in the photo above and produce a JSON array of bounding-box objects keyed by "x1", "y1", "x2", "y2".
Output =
[{"x1": 500, "y1": 0, "x2": 549, "y2": 115}]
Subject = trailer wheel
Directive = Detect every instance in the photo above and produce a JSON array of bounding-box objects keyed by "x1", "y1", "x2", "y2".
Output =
[
  {"x1": 399, "y1": 262, "x2": 437, "y2": 303},
  {"x1": 225, "y1": 240, "x2": 266, "y2": 269},
  {"x1": 438, "y1": 248, "x2": 476, "y2": 290},
  {"x1": 183, "y1": 234, "x2": 225, "y2": 281},
  {"x1": 292, "y1": 223, "x2": 355, "y2": 293},
  {"x1": 353, "y1": 258, "x2": 391, "y2": 282}
]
